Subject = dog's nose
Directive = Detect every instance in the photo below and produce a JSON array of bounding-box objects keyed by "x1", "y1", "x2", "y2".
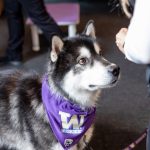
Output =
[{"x1": 108, "y1": 65, "x2": 120, "y2": 76}]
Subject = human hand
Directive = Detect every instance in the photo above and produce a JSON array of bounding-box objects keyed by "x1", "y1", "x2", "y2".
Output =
[{"x1": 115, "y1": 28, "x2": 128, "y2": 54}]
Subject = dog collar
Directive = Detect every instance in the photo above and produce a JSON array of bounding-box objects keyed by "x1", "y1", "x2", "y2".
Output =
[{"x1": 41, "y1": 76, "x2": 96, "y2": 150}]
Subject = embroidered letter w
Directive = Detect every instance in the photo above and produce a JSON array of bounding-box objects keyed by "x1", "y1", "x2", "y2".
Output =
[{"x1": 59, "y1": 111, "x2": 85, "y2": 130}]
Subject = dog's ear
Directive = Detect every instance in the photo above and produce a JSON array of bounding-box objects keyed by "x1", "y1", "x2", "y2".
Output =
[
  {"x1": 83, "y1": 20, "x2": 96, "y2": 38},
  {"x1": 50, "y1": 35, "x2": 64, "y2": 62}
]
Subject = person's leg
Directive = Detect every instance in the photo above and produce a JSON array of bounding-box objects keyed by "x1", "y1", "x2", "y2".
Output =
[
  {"x1": 3, "y1": 0, "x2": 24, "y2": 63},
  {"x1": 18, "y1": 0, "x2": 64, "y2": 42}
]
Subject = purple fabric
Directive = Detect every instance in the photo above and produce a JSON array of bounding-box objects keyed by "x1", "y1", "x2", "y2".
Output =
[{"x1": 41, "y1": 77, "x2": 96, "y2": 150}]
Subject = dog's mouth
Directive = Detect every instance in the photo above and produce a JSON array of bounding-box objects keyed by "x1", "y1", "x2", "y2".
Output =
[
  {"x1": 111, "y1": 79, "x2": 117, "y2": 84},
  {"x1": 88, "y1": 79, "x2": 118, "y2": 90},
  {"x1": 88, "y1": 84, "x2": 100, "y2": 91},
  {"x1": 89, "y1": 85, "x2": 98, "y2": 88}
]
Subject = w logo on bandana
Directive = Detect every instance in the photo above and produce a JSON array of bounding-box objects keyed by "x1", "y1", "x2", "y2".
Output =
[{"x1": 59, "y1": 111, "x2": 85, "y2": 134}]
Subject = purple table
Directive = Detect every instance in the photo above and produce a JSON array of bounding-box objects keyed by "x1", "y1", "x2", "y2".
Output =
[{"x1": 26, "y1": 3, "x2": 80, "y2": 51}]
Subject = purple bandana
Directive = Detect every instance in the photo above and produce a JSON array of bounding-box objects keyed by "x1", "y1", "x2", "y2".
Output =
[{"x1": 41, "y1": 77, "x2": 96, "y2": 150}]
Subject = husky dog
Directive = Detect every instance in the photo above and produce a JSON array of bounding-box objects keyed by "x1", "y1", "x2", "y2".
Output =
[{"x1": 0, "y1": 21, "x2": 120, "y2": 150}]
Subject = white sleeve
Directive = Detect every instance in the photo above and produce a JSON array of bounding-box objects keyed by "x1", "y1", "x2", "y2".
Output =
[{"x1": 124, "y1": 0, "x2": 150, "y2": 64}]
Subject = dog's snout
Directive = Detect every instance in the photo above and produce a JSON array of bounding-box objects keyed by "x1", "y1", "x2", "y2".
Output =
[{"x1": 108, "y1": 65, "x2": 120, "y2": 76}]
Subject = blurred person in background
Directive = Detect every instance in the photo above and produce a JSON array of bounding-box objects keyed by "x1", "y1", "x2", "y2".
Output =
[
  {"x1": 0, "y1": 0, "x2": 63, "y2": 66},
  {"x1": 0, "y1": 0, "x2": 3, "y2": 16},
  {"x1": 115, "y1": 0, "x2": 150, "y2": 149},
  {"x1": 116, "y1": 0, "x2": 150, "y2": 64}
]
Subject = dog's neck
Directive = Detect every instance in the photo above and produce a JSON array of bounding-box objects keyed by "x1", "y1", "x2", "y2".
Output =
[
  {"x1": 63, "y1": 89, "x2": 101, "y2": 108},
  {"x1": 47, "y1": 75, "x2": 101, "y2": 108},
  {"x1": 41, "y1": 76, "x2": 96, "y2": 149}
]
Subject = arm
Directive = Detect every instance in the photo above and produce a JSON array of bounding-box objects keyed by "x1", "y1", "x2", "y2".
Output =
[{"x1": 116, "y1": 0, "x2": 150, "y2": 64}]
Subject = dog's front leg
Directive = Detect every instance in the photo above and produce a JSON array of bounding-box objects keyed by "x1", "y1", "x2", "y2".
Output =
[{"x1": 77, "y1": 125, "x2": 94, "y2": 150}]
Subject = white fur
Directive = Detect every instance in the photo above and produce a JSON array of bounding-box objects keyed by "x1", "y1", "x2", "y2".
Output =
[
  {"x1": 51, "y1": 143, "x2": 64, "y2": 150},
  {"x1": 1, "y1": 130, "x2": 34, "y2": 150},
  {"x1": 79, "y1": 60, "x2": 116, "y2": 89},
  {"x1": 51, "y1": 142, "x2": 77, "y2": 150},
  {"x1": 9, "y1": 94, "x2": 20, "y2": 129},
  {"x1": 62, "y1": 69, "x2": 101, "y2": 107},
  {"x1": 62, "y1": 58, "x2": 116, "y2": 106},
  {"x1": 31, "y1": 99, "x2": 48, "y2": 123},
  {"x1": 79, "y1": 47, "x2": 91, "y2": 58},
  {"x1": 3, "y1": 96, "x2": 39, "y2": 150}
]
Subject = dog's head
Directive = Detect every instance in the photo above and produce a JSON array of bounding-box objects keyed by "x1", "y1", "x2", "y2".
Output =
[{"x1": 48, "y1": 20, "x2": 120, "y2": 106}]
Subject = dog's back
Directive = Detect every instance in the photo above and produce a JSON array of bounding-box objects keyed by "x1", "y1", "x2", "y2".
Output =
[{"x1": 0, "y1": 70, "x2": 56, "y2": 150}]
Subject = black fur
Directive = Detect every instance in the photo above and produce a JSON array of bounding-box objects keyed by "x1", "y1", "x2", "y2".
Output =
[{"x1": 0, "y1": 70, "x2": 57, "y2": 150}]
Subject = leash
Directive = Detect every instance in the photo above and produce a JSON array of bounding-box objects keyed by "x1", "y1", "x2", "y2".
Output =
[
  {"x1": 123, "y1": 64, "x2": 150, "y2": 150},
  {"x1": 122, "y1": 128, "x2": 148, "y2": 150},
  {"x1": 122, "y1": 65, "x2": 150, "y2": 149},
  {"x1": 83, "y1": 128, "x2": 147, "y2": 150}
]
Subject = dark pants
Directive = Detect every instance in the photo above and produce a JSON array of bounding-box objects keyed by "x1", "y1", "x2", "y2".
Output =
[{"x1": 4, "y1": 0, "x2": 63, "y2": 61}]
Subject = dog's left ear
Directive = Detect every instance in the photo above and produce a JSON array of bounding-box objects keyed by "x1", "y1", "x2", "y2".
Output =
[
  {"x1": 50, "y1": 35, "x2": 64, "y2": 62},
  {"x1": 83, "y1": 20, "x2": 96, "y2": 38}
]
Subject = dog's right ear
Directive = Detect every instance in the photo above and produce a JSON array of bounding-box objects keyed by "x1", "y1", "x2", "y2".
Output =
[{"x1": 50, "y1": 35, "x2": 64, "y2": 62}]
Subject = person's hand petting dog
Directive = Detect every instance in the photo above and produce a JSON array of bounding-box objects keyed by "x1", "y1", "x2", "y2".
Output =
[{"x1": 115, "y1": 28, "x2": 128, "y2": 54}]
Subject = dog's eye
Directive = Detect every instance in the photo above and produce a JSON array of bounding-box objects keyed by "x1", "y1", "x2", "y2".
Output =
[{"x1": 78, "y1": 58, "x2": 88, "y2": 65}]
